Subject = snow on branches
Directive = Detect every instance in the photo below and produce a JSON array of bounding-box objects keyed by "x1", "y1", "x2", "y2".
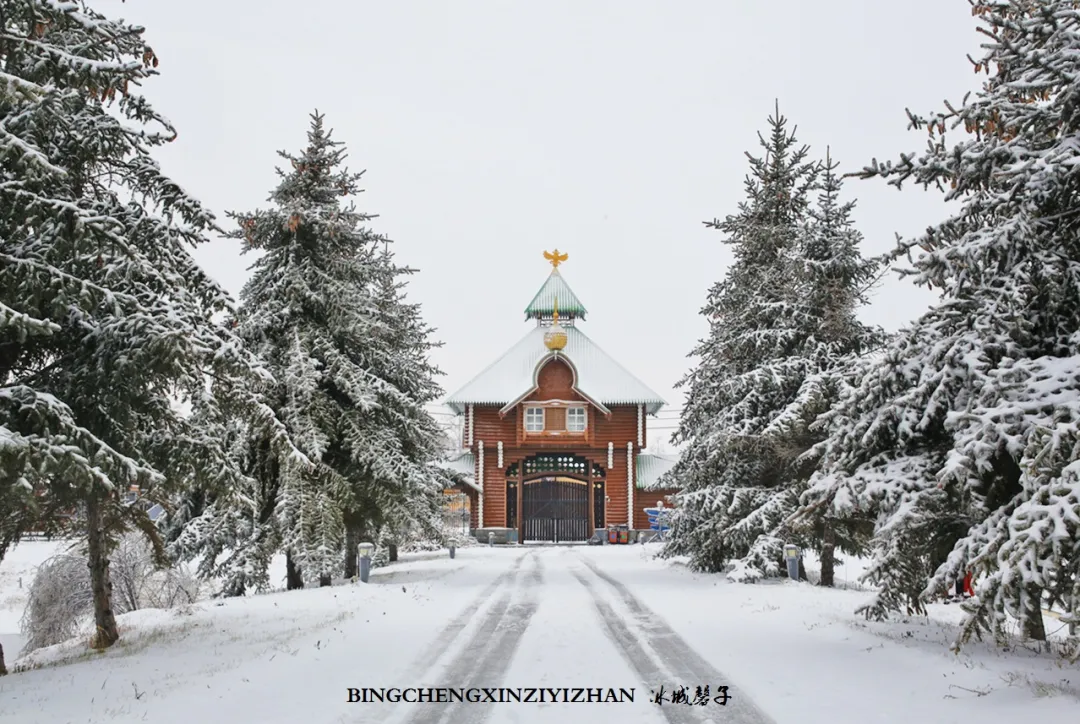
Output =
[
  {"x1": 800, "y1": 0, "x2": 1080, "y2": 655},
  {"x1": 664, "y1": 108, "x2": 882, "y2": 577},
  {"x1": 173, "y1": 113, "x2": 448, "y2": 592}
]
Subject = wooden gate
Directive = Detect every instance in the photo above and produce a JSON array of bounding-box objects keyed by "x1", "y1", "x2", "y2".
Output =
[{"x1": 522, "y1": 476, "x2": 590, "y2": 542}]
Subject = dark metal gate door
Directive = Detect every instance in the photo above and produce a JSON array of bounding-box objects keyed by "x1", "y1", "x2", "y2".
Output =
[{"x1": 522, "y1": 477, "x2": 590, "y2": 542}]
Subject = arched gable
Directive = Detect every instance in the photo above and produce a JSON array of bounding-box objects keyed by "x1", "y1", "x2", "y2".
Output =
[{"x1": 498, "y1": 352, "x2": 610, "y2": 417}]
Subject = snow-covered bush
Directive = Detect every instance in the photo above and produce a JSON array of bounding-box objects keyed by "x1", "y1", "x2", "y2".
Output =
[
  {"x1": 19, "y1": 554, "x2": 93, "y2": 653},
  {"x1": 19, "y1": 536, "x2": 201, "y2": 654}
]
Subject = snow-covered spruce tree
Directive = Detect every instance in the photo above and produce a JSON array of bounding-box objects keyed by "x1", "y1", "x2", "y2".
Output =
[
  {"x1": 662, "y1": 106, "x2": 820, "y2": 573},
  {"x1": 727, "y1": 152, "x2": 885, "y2": 585},
  {"x1": 796, "y1": 0, "x2": 1080, "y2": 651},
  {"x1": 176, "y1": 114, "x2": 448, "y2": 590},
  {"x1": 351, "y1": 247, "x2": 450, "y2": 574},
  {"x1": 0, "y1": 0, "x2": 299, "y2": 649}
]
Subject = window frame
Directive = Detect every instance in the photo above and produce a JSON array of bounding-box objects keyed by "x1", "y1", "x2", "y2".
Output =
[
  {"x1": 524, "y1": 406, "x2": 545, "y2": 432},
  {"x1": 566, "y1": 406, "x2": 587, "y2": 432}
]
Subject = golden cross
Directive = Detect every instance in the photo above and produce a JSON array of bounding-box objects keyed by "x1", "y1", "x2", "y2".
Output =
[{"x1": 543, "y1": 249, "x2": 568, "y2": 269}]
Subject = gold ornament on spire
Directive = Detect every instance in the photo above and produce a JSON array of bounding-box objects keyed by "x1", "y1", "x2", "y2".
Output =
[
  {"x1": 543, "y1": 249, "x2": 568, "y2": 269},
  {"x1": 544, "y1": 295, "x2": 568, "y2": 351}
]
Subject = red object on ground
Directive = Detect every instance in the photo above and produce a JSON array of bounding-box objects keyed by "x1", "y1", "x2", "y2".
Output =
[
  {"x1": 608, "y1": 529, "x2": 618, "y2": 544},
  {"x1": 963, "y1": 572, "x2": 974, "y2": 596}
]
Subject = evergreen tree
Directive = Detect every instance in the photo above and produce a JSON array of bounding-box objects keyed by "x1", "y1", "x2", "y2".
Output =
[
  {"x1": 173, "y1": 114, "x2": 449, "y2": 591},
  {"x1": 663, "y1": 106, "x2": 819, "y2": 572},
  {"x1": 729, "y1": 152, "x2": 885, "y2": 584},
  {"x1": 798, "y1": 0, "x2": 1080, "y2": 653},
  {"x1": 0, "y1": 0, "x2": 297, "y2": 649},
  {"x1": 356, "y1": 247, "x2": 449, "y2": 571}
]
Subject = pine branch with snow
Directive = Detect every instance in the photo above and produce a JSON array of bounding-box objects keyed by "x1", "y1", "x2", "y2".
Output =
[
  {"x1": 665, "y1": 112, "x2": 882, "y2": 578},
  {"x1": 177, "y1": 113, "x2": 448, "y2": 590},
  {"x1": 0, "y1": 0, "x2": 306, "y2": 647},
  {"x1": 795, "y1": 0, "x2": 1080, "y2": 653}
]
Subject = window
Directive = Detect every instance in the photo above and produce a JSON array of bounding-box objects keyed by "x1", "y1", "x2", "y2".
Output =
[
  {"x1": 525, "y1": 407, "x2": 544, "y2": 432},
  {"x1": 567, "y1": 406, "x2": 586, "y2": 432}
]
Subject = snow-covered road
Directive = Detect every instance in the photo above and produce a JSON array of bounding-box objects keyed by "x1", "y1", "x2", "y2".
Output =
[
  {"x1": 374, "y1": 547, "x2": 771, "y2": 724},
  {"x1": 2, "y1": 541, "x2": 1077, "y2": 724}
]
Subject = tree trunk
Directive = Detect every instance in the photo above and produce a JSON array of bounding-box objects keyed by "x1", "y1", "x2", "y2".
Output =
[
  {"x1": 344, "y1": 524, "x2": 359, "y2": 579},
  {"x1": 319, "y1": 573, "x2": 332, "y2": 587},
  {"x1": 0, "y1": 641, "x2": 7, "y2": 676},
  {"x1": 1023, "y1": 584, "x2": 1047, "y2": 642},
  {"x1": 388, "y1": 543, "x2": 398, "y2": 563},
  {"x1": 797, "y1": 556, "x2": 808, "y2": 582},
  {"x1": 819, "y1": 521, "x2": 836, "y2": 587},
  {"x1": 86, "y1": 495, "x2": 120, "y2": 649},
  {"x1": 286, "y1": 551, "x2": 304, "y2": 590}
]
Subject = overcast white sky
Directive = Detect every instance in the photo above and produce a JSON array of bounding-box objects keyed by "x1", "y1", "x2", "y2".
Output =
[{"x1": 100, "y1": 0, "x2": 982, "y2": 447}]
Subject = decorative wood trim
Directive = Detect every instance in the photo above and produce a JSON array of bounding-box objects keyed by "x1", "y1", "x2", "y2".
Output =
[
  {"x1": 627, "y1": 441, "x2": 634, "y2": 528},
  {"x1": 525, "y1": 399, "x2": 586, "y2": 407},
  {"x1": 467, "y1": 405, "x2": 474, "y2": 447},
  {"x1": 608, "y1": 442, "x2": 614, "y2": 469},
  {"x1": 637, "y1": 405, "x2": 643, "y2": 447},
  {"x1": 477, "y1": 440, "x2": 484, "y2": 527},
  {"x1": 497, "y1": 441, "x2": 503, "y2": 468},
  {"x1": 498, "y1": 353, "x2": 611, "y2": 417},
  {"x1": 523, "y1": 429, "x2": 587, "y2": 438}
]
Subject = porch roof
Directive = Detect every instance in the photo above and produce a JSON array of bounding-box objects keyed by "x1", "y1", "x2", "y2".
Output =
[{"x1": 635, "y1": 452, "x2": 680, "y2": 491}]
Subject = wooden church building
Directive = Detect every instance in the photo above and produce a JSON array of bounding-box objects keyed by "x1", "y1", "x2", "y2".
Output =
[{"x1": 444, "y1": 251, "x2": 679, "y2": 543}]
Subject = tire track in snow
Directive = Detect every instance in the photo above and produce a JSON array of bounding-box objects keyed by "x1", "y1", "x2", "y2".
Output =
[
  {"x1": 569, "y1": 567, "x2": 699, "y2": 724},
  {"x1": 400, "y1": 552, "x2": 545, "y2": 724},
  {"x1": 403, "y1": 549, "x2": 531, "y2": 682},
  {"x1": 572, "y1": 554, "x2": 774, "y2": 724}
]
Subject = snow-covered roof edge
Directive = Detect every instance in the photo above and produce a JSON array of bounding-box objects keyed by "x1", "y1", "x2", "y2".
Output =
[
  {"x1": 636, "y1": 452, "x2": 680, "y2": 491},
  {"x1": 436, "y1": 451, "x2": 480, "y2": 493},
  {"x1": 444, "y1": 326, "x2": 665, "y2": 415}
]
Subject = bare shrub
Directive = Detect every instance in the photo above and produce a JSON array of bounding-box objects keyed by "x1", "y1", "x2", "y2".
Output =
[
  {"x1": 19, "y1": 535, "x2": 202, "y2": 655},
  {"x1": 20, "y1": 554, "x2": 93, "y2": 653},
  {"x1": 110, "y1": 535, "x2": 201, "y2": 610}
]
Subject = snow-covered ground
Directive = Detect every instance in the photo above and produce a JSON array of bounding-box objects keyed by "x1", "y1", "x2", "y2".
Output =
[{"x1": 0, "y1": 541, "x2": 1077, "y2": 723}]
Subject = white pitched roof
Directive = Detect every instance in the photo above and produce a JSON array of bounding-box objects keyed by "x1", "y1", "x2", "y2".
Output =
[{"x1": 446, "y1": 325, "x2": 665, "y2": 415}]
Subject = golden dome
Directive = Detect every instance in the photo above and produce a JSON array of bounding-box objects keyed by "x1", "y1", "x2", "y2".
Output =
[
  {"x1": 544, "y1": 296, "x2": 567, "y2": 350},
  {"x1": 544, "y1": 325, "x2": 567, "y2": 351}
]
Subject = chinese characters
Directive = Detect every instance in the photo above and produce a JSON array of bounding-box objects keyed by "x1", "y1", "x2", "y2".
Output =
[{"x1": 649, "y1": 685, "x2": 730, "y2": 707}]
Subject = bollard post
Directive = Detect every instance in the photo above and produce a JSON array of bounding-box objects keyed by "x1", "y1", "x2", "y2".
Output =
[
  {"x1": 449, "y1": 544, "x2": 456, "y2": 559},
  {"x1": 783, "y1": 544, "x2": 801, "y2": 581},
  {"x1": 359, "y1": 542, "x2": 375, "y2": 583},
  {"x1": 488, "y1": 532, "x2": 494, "y2": 547}
]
